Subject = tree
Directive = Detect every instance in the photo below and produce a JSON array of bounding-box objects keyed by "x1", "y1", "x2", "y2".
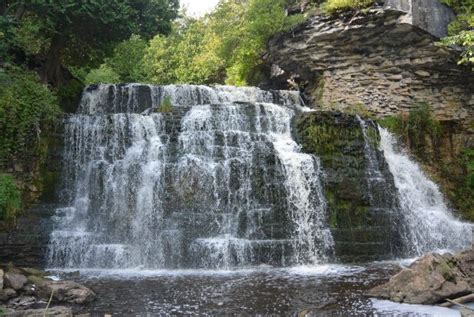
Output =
[
  {"x1": 144, "y1": 0, "x2": 303, "y2": 86},
  {"x1": 441, "y1": 0, "x2": 474, "y2": 65},
  {"x1": 105, "y1": 35, "x2": 148, "y2": 83},
  {"x1": 1, "y1": 0, "x2": 179, "y2": 86}
]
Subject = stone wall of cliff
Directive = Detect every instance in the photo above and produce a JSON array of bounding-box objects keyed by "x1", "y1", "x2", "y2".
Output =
[{"x1": 266, "y1": 7, "x2": 472, "y2": 123}]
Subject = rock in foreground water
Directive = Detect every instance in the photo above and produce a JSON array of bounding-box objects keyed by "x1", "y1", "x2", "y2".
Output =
[
  {"x1": 39, "y1": 280, "x2": 95, "y2": 304},
  {"x1": 0, "y1": 264, "x2": 95, "y2": 313},
  {"x1": 368, "y1": 250, "x2": 474, "y2": 304}
]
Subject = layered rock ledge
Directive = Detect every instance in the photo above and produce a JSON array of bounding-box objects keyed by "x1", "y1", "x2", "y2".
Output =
[{"x1": 266, "y1": 7, "x2": 473, "y2": 122}]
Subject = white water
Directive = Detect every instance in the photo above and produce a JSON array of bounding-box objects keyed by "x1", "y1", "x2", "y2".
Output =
[
  {"x1": 48, "y1": 84, "x2": 332, "y2": 270},
  {"x1": 379, "y1": 127, "x2": 472, "y2": 255}
]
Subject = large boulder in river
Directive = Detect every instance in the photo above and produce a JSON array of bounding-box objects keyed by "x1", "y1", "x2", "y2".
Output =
[
  {"x1": 368, "y1": 250, "x2": 473, "y2": 304},
  {"x1": 38, "y1": 280, "x2": 96, "y2": 304}
]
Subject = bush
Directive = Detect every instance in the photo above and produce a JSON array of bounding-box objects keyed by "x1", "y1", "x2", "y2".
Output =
[
  {"x1": 84, "y1": 64, "x2": 121, "y2": 84},
  {"x1": 323, "y1": 0, "x2": 374, "y2": 14},
  {"x1": 0, "y1": 174, "x2": 21, "y2": 221},
  {"x1": 0, "y1": 66, "x2": 60, "y2": 161}
]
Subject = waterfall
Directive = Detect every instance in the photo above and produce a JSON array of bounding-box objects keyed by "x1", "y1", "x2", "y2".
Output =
[
  {"x1": 48, "y1": 84, "x2": 333, "y2": 270},
  {"x1": 379, "y1": 127, "x2": 472, "y2": 255}
]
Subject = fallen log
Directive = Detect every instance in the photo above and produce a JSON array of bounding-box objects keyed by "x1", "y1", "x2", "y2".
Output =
[
  {"x1": 440, "y1": 294, "x2": 474, "y2": 308},
  {"x1": 444, "y1": 298, "x2": 474, "y2": 312}
]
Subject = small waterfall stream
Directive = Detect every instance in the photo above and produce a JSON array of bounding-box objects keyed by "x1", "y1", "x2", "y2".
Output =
[
  {"x1": 48, "y1": 84, "x2": 333, "y2": 269},
  {"x1": 379, "y1": 127, "x2": 471, "y2": 255}
]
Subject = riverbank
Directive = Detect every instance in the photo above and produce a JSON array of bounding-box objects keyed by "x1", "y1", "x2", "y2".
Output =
[{"x1": 0, "y1": 264, "x2": 94, "y2": 316}]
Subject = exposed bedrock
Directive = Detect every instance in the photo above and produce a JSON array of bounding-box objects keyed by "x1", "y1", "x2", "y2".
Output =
[
  {"x1": 266, "y1": 6, "x2": 473, "y2": 123},
  {"x1": 369, "y1": 249, "x2": 474, "y2": 304}
]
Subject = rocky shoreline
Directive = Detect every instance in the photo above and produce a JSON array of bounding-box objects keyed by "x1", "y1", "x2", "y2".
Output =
[
  {"x1": 0, "y1": 265, "x2": 94, "y2": 316},
  {"x1": 369, "y1": 249, "x2": 474, "y2": 311}
]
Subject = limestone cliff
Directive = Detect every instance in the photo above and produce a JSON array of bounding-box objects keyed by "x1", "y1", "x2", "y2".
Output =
[
  {"x1": 266, "y1": 3, "x2": 472, "y2": 122},
  {"x1": 267, "y1": 0, "x2": 473, "y2": 219}
]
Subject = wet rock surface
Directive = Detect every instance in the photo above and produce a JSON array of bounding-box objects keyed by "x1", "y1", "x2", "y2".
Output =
[
  {"x1": 0, "y1": 264, "x2": 95, "y2": 315},
  {"x1": 368, "y1": 249, "x2": 474, "y2": 304},
  {"x1": 294, "y1": 111, "x2": 403, "y2": 262},
  {"x1": 0, "y1": 204, "x2": 58, "y2": 268}
]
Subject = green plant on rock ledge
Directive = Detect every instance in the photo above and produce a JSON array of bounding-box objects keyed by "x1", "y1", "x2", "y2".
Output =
[
  {"x1": 378, "y1": 102, "x2": 442, "y2": 159},
  {"x1": 156, "y1": 96, "x2": 173, "y2": 113},
  {"x1": 322, "y1": 0, "x2": 374, "y2": 14},
  {"x1": 0, "y1": 174, "x2": 21, "y2": 221}
]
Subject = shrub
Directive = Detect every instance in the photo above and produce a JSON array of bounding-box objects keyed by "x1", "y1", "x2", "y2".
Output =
[
  {"x1": 0, "y1": 174, "x2": 21, "y2": 221},
  {"x1": 84, "y1": 64, "x2": 121, "y2": 84},
  {"x1": 156, "y1": 96, "x2": 173, "y2": 113},
  {"x1": 323, "y1": 0, "x2": 374, "y2": 14},
  {"x1": 0, "y1": 66, "x2": 60, "y2": 161}
]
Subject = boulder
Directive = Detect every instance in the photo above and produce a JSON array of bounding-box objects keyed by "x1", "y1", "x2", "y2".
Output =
[
  {"x1": 39, "y1": 280, "x2": 95, "y2": 304},
  {"x1": 0, "y1": 288, "x2": 17, "y2": 302},
  {"x1": 4, "y1": 273, "x2": 27, "y2": 291},
  {"x1": 368, "y1": 251, "x2": 473, "y2": 304}
]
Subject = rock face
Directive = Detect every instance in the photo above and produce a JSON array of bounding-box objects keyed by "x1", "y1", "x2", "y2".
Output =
[
  {"x1": 369, "y1": 249, "x2": 474, "y2": 304},
  {"x1": 294, "y1": 111, "x2": 404, "y2": 262},
  {"x1": 0, "y1": 204, "x2": 58, "y2": 267},
  {"x1": 384, "y1": 0, "x2": 455, "y2": 38},
  {"x1": 266, "y1": 8, "x2": 473, "y2": 122}
]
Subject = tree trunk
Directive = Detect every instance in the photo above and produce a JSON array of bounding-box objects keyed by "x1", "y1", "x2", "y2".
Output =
[{"x1": 40, "y1": 34, "x2": 66, "y2": 87}]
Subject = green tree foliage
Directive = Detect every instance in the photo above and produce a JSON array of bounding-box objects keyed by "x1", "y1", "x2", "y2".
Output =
[
  {"x1": 145, "y1": 18, "x2": 225, "y2": 84},
  {"x1": 441, "y1": 0, "x2": 474, "y2": 65},
  {"x1": 1, "y1": 0, "x2": 179, "y2": 86},
  {"x1": 85, "y1": 64, "x2": 121, "y2": 84},
  {"x1": 105, "y1": 35, "x2": 149, "y2": 83},
  {"x1": 144, "y1": 0, "x2": 303, "y2": 86},
  {"x1": 0, "y1": 66, "x2": 60, "y2": 161},
  {"x1": 0, "y1": 174, "x2": 21, "y2": 221}
]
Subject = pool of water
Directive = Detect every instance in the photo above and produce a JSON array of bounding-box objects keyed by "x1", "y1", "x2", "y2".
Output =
[{"x1": 48, "y1": 261, "x2": 464, "y2": 316}]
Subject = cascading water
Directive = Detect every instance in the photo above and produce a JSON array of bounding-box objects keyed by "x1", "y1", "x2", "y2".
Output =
[
  {"x1": 379, "y1": 127, "x2": 472, "y2": 255},
  {"x1": 48, "y1": 84, "x2": 333, "y2": 270}
]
